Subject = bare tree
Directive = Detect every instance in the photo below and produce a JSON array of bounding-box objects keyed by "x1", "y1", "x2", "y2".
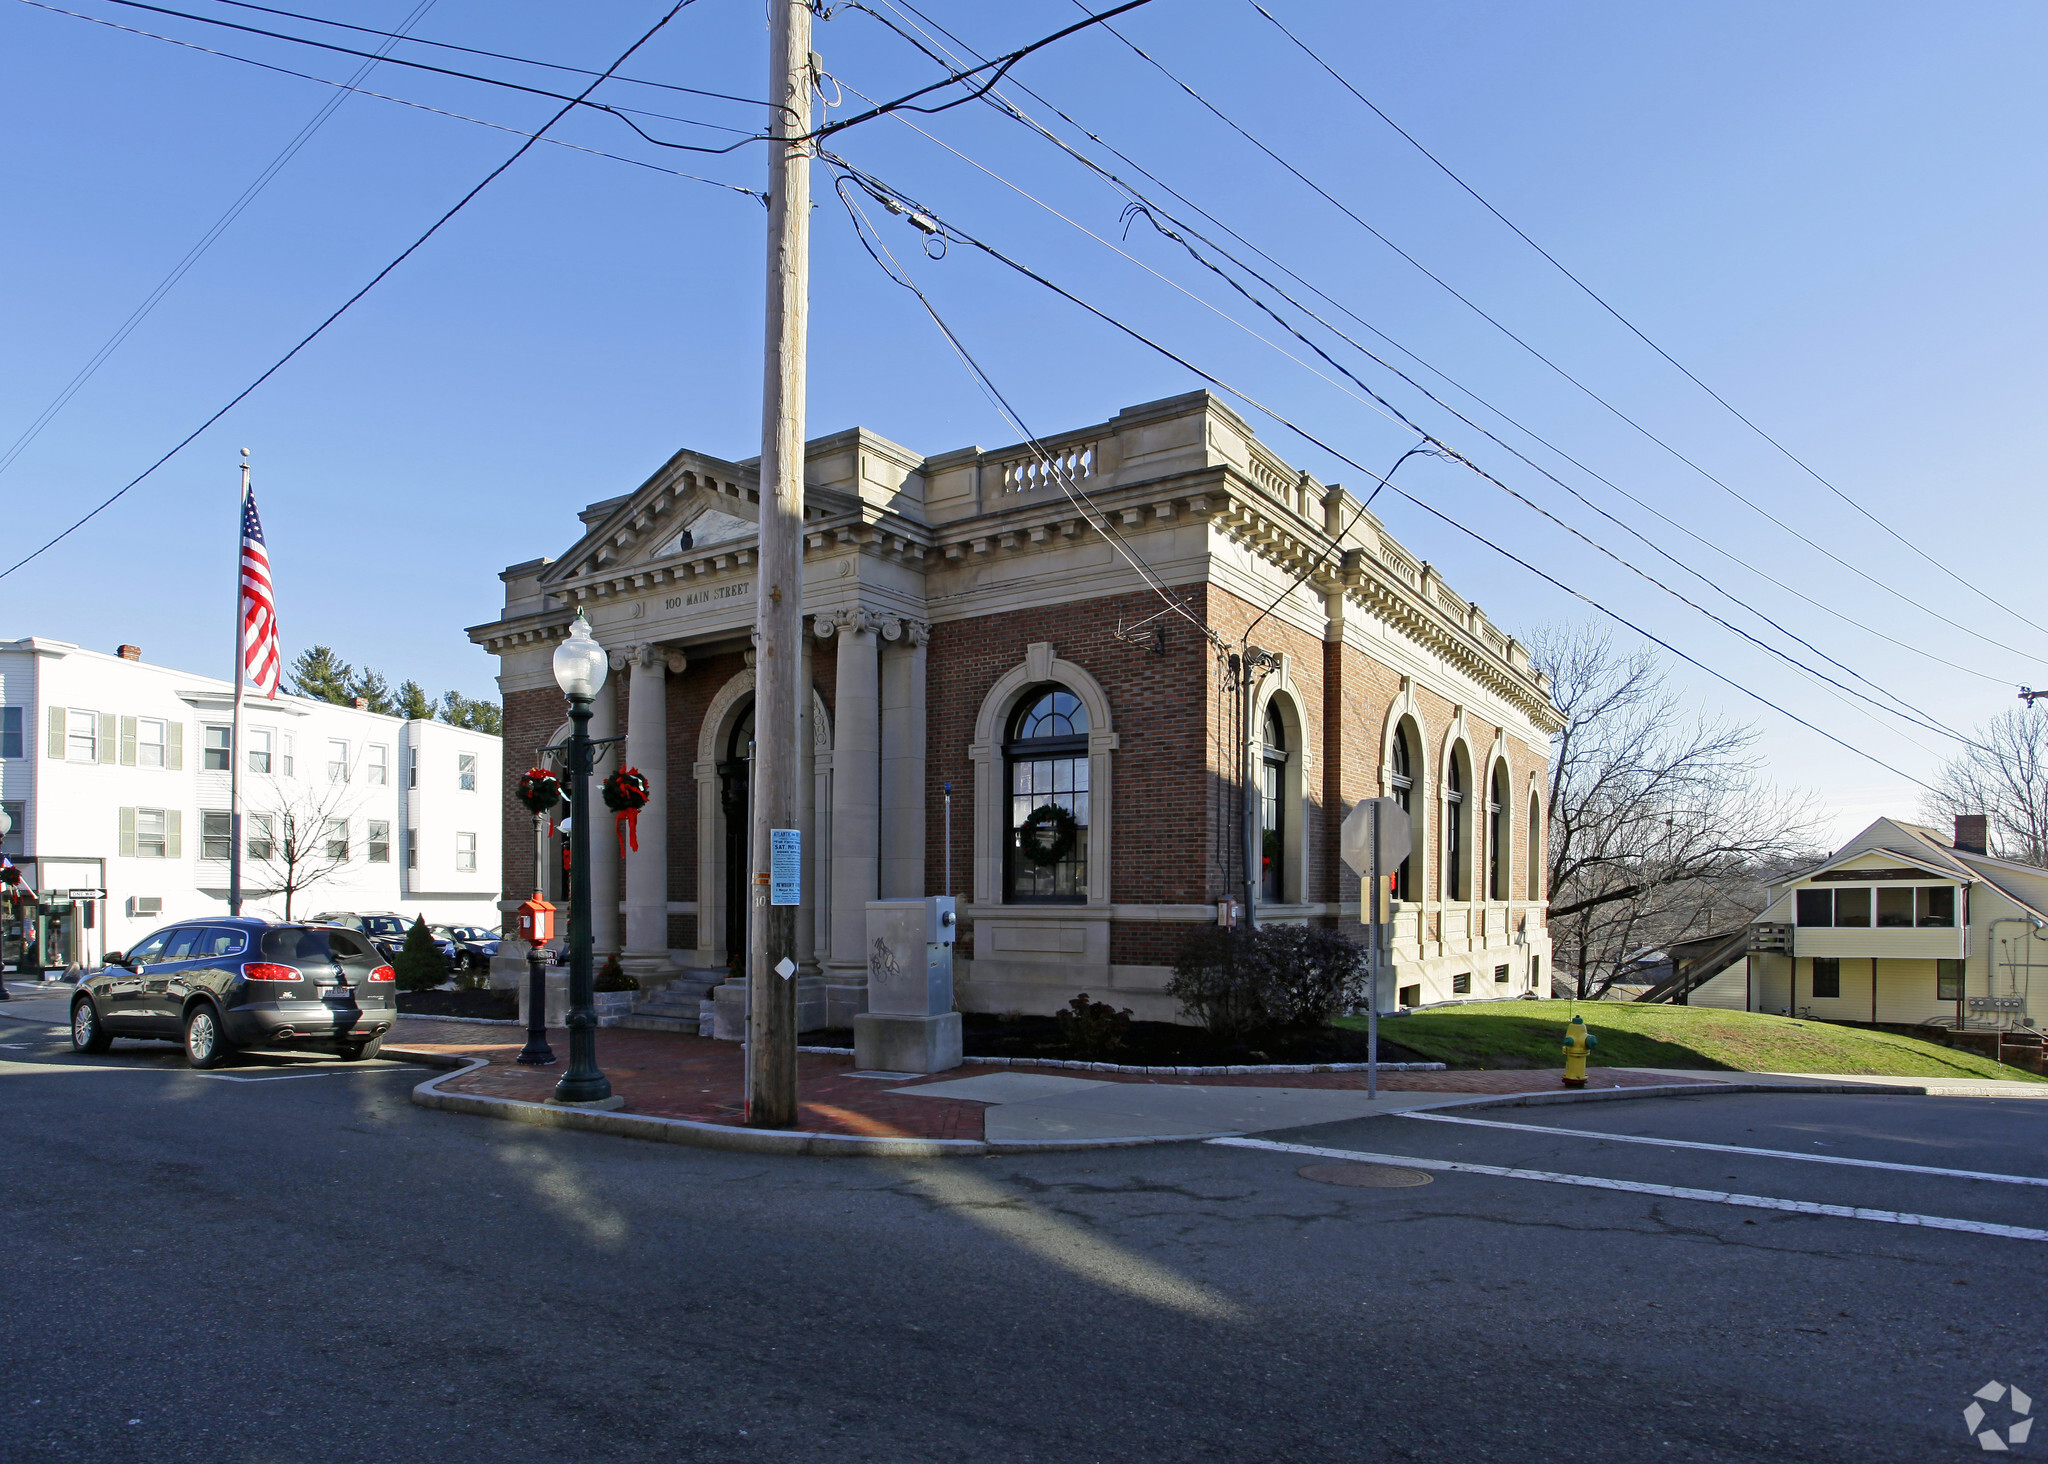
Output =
[
  {"x1": 1922, "y1": 708, "x2": 2048, "y2": 867},
  {"x1": 243, "y1": 774, "x2": 370, "y2": 920},
  {"x1": 1534, "y1": 623, "x2": 1824, "y2": 998}
]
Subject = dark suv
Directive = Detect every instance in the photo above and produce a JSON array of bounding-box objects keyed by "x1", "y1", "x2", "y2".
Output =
[{"x1": 71, "y1": 918, "x2": 396, "y2": 1068}]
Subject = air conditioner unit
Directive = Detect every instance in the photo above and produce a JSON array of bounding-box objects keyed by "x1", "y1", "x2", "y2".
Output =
[{"x1": 129, "y1": 896, "x2": 162, "y2": 917}]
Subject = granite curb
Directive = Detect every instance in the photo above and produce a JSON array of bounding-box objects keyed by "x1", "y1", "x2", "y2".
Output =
[
  {"x1": 792, "y1": 1046, "x2": 1446, "y2": 1077},
  {"x1": 387, "y1": 1047, "x2": 1927, "y2": 1157},
  {"x1": 388, "y1": 1048, "x2": 1238, "y2": 1157}
]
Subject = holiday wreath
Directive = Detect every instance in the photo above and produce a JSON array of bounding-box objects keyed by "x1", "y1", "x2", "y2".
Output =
[
  {"x1": 603, "y1": 766, "x2": 651, "y2": 855},
  {"x1": 515, "y1": 767, "x2": 561, "y2": 816},
  {"x1": 1016, "y1": 803, "x2": 1079, "y2": 868}
]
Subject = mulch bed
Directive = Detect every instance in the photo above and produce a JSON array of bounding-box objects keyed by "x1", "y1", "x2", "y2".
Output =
[
  {"x1": 801, "y1": 1012, "x2": 1435, "y2": 1068},
  {"x1": 397, "y1": 989, "x2": 517, "y2": 1020}
]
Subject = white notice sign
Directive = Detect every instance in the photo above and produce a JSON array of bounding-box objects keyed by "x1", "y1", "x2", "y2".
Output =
[{"x1": 770, "y1": 828, "x2": 801, "y2": 906}]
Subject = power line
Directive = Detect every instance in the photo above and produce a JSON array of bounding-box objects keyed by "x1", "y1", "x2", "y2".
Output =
[
  {"x1": 862, "y1": 0, "x2": 2012, "y2": 700},
  {"x1": 190, "y1": 0, "x2": 771, "y2": 109},
  {"x1": 0, "y1": 0, "x2": 702, "y2": 581},
  {"x1": 827, "y1": 161, "x2": 1937, "y2": 789},
  {"x1": 836, "y1": 11, "x2": 1981, "y2": 744},
  {"x1": 0, "y1": 0, "x2": 441, "y2": 485},
  {"x1": 1242, "y1": 0, "x2": 2048, "y2": 645},
  {"x1": 1067, "y1": 1, "x2": 2046, "y2": 667},
  {"x1": 75, "y1": 0, "x2": 758, "y2": 146},
  {"x1": 18, "y1": 0, "x2": 763, "y2": 198},
  {"x1": 805, "y1": 0, "x2": 1158, "y2": 143},
  {"x1": 832, "y1": 172, "x2": 1211, "y2": 645}
]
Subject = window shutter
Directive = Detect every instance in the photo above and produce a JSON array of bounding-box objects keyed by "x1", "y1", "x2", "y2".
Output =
[
  {"x1": 118, "y1": 807, "x2": 136, "y2": 858},
  {"x1": 165, "y1": 809, "x2": 182, "y2": 860},
  {"x1": 166, "y1": 721, "x2": 184, "y2": 770},
  {"x1": 119, "y1": 716, "x2": 137, "y2": 766},
  {"x1": 99, "y1": 712, "x2": 117, "y2": 764},
  {"x1": 47, "y1": 706, "x2": 66, "y2": 758}
]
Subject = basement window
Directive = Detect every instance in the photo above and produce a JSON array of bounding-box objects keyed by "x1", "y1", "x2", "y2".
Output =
[
  {"x1": 1451, "y1": 972, "x2": 1472, "y2": 995},
  {"x1": 1811, "y1": 957, "x2": 1841, "y2": 999}
]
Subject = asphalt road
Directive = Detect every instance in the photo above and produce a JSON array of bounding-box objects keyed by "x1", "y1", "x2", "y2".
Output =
[{"x1": 2, "y1": 1014, "x2": 2043, "y2": 1463}]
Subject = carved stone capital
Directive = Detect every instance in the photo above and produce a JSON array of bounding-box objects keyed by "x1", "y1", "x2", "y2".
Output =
[
  {"x1": 905, "y1": 620, "x2": 931, "y2": 648},
  {"x1": 836, "y1": 607, "x2": 883, "y2": 637},
  {"x1": 879, "y1": 615, "x2": 904, "y2": 642},
  {"x1": 606, "y1": 649, "x2": 631, "y2": 671},
  {"x1": 811, "y1": 614, "x2": 837, "y2": 640},
  {"x1": 664, "y1": 652, "x2": 689, "y2": 675}
]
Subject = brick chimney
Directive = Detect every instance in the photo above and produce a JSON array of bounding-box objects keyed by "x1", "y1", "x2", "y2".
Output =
[
  {"x1": 1954, "y1": 814, "x2": 1989, "y2": 855},
  {"x1": 116, "y1": 645, "x2": 141, "y2": 661},
  {"x1": 352, "y1": 697, "x2": 369, "y2": 711}
]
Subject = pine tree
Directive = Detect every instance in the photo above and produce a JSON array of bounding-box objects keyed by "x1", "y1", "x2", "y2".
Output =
[
  {"x1": 438, "y1": 691, "x2": 504, "y2": 735},
  {"x1": 288, "y1": 646, "x2": 355, "y2": 705},
  {"x1": 394, "y1": 915, "x2": 446, "y2": 993},
  {"x1": 349, "y1": 668, "x2": 396, "y2": 716},
  {"x1": 397, "y1": 681, "x2": 436, "y2": 721}
]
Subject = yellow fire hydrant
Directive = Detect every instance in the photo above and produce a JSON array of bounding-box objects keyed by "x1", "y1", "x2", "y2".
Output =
[{"x1": 1561, "y1": 1015, "x2": 1596, "y2": 1088}]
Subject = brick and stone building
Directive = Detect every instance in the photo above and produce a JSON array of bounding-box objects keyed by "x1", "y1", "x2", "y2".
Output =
[{"x1": 468, "y1": 390, "x2": 1560, "y2": 1030}]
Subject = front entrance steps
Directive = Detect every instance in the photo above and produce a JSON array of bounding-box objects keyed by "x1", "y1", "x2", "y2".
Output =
[{"x1": 620, "y1": 972, "x2": 720, "y2": 1036}]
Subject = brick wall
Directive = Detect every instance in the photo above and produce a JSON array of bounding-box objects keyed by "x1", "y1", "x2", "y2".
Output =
[{"x1": 500, "y1": 686, "x2": 565, "y2": 932}]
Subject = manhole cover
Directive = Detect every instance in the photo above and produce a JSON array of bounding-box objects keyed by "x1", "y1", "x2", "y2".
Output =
[{"x1": 1297, "y1": 1162, "x2": 1434, "y2": 1189}]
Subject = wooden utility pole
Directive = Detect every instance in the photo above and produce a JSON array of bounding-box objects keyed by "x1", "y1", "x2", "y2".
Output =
[{"x1": 747, "y1": 0, "x2": 812, "y2": 1127}]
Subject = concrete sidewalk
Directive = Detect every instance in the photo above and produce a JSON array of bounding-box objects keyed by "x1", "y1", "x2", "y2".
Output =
[{"x1": 385, "y1": 1017, "x2": 1718, "y2": 1152}]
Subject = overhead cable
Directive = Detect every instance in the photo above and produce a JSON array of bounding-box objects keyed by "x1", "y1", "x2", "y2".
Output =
[
  {"x1": 1244, "y1": 0, "x2": 2048, "y2": 643},
  {"x1": 0, "y1": 0, "x2": 702, "y2": 581},
  {"x1": 827, "y1": 163, "x2": 1936, "y2": 789},
  {"x1": 1068, "y1": 1, "x2": 2046, "y2": 665}
]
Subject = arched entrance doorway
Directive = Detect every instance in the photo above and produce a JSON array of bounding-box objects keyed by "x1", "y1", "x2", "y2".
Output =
[{"x1": 716, "y1": 701, "x2": 754, "y2": 970}]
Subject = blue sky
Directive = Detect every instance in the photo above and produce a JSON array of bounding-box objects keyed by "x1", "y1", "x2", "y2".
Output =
[{"x1": 5, "y1": 0, "x2": 2045, "y2": 841}]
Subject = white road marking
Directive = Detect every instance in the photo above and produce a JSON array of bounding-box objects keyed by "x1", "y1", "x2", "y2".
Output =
[
  {"x1": 1208, "y1": 1136, "x2": 2048, "y2": 1244},
  {"x1": 1395, "y1": 1111, "x2": 2048, "y2": 1188}
]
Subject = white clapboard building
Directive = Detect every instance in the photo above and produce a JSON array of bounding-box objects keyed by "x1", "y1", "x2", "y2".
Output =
[{"x1": 0, "y1": 636, "x2": 502, "y2": 970}]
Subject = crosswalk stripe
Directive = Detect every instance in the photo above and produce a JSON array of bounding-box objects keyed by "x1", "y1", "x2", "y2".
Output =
[
  {"x1": 1208, "y1": 1136, "x2": 2048, "y2": 1244},
  {"x1": 1395, "y1": 1110, "x2": 2048, "y2": 1187}
]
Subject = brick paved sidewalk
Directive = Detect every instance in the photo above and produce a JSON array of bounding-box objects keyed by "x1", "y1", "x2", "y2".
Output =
[{"x1": 387, "y1": 1017, "x2": 1710, "y2": 1142}]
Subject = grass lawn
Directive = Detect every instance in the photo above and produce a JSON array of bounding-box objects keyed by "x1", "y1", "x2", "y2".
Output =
[{"x1": 1336, "y1": 1000, "x2": 2048, "y2": 1082}]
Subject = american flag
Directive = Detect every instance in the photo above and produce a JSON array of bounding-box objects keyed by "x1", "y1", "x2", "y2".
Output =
[{"x1": 240, "y1": 488, "x2": 281, "y2": 697}]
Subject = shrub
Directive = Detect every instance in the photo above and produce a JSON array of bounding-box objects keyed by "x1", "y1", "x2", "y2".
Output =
[
  {"x1": 394, "y1": 916, "x2": 446, "y2": 993},
  {"x1": 594, "y1": 955, "x2": 639, "y2": 993},
  {"x1": 1167, "y1": 924, "x2": 1367, "y2": 1037},
  {"x1": 1258, "y1": 923, "x2": 1368, "y2": 1027},
  {"x1": 1056, "y1": 993, "x2": 1133, "y2": 1059}
]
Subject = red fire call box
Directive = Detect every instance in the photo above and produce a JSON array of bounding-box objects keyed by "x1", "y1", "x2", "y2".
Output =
[{"x1": 517, "y1": 893, "x2": 556, "y2": 948}]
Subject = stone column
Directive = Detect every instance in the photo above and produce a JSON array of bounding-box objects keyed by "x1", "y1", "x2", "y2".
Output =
[
  {"x1": 621, "y1": 644, "x2": 682, "y2": 985},
  {"x1": 818, "y1": 608, "x2": 880, "y2": 1025},
  {"x1": 588, "y1": 665, "x2": 622, "y2": 960},
  {"x1": 878, "y1": 618, "x2": 928, "y2": 898}
]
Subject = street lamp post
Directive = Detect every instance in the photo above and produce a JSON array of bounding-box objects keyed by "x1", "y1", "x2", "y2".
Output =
[
  {"x1": 0, "y1": 805, "x2": 11, "y2": 1000},
  {"x1": 550, "y1": 613, "x2": 618, "y2": 1108}
]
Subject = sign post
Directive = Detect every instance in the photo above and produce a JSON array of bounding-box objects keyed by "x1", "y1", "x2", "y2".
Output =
[{"x1": 1342, "y1": 798, "x2": 1412, "y2": 1101}]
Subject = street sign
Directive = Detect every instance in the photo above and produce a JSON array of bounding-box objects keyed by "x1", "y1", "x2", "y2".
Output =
[
  {"x1": 62, "y1": 888, "x2": 106, "y2": 901},
  {"x1": 1341, "y1": 798, "x2": 1411, "y2": 878}
]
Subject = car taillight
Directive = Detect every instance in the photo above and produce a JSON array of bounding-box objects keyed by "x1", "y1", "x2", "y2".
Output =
[
  {"x1": 244, "y1": 963, "x2": 301, "y2": 983},
  {"x1": 367, "y1": 965, "x2": 395, "y2": 983}
]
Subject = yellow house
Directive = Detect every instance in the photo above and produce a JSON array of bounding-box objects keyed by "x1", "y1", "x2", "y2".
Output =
[{"x1": 1728, "y1": 815, "x2": 2048, "y2": 1031}]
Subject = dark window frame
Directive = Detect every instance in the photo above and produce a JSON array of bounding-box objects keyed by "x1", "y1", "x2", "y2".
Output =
[
  {"x1": 1003, "y1": 685, "x2": 1090, "y2": 906},
  {"x1": 1812, "y1": 957, "x2": 1842, "y2": 999}
]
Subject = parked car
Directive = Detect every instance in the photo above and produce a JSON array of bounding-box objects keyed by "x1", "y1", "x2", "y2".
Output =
[
  {"x1": 312, "y1": 911, "x2": 459, "y2": 970},
  {"x1": 72, "y1": 918, "x2": 396, "y2": 1068},
  {"x1": 438, "y1": 925, "x2": 502, "y2": 970}
]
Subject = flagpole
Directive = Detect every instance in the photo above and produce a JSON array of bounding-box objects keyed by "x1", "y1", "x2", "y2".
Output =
[{"x1": 229, "y1": 449, "x2": 248, "y2": 918}]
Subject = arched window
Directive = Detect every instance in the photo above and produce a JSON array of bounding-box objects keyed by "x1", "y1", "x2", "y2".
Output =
[
  {"x1": 1489, "y1": 763, "x2": 1509, "y2": 902},
  {"x1": 1527, "y1": 791, "x2": 1542, "y2": 902},
  {"x1": 1004, "y1": 686, "x2": 1089, "y2": 903},
  {"x1": 1445, "y1": 749, "x2": 1467, "y2": 902},
  {"x1": 1260, "y1": 702, "x2": 1286, "y2": 903},
  {"x1": 1389, "y1": 722, "x2": 1414, "y2": 900}
]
